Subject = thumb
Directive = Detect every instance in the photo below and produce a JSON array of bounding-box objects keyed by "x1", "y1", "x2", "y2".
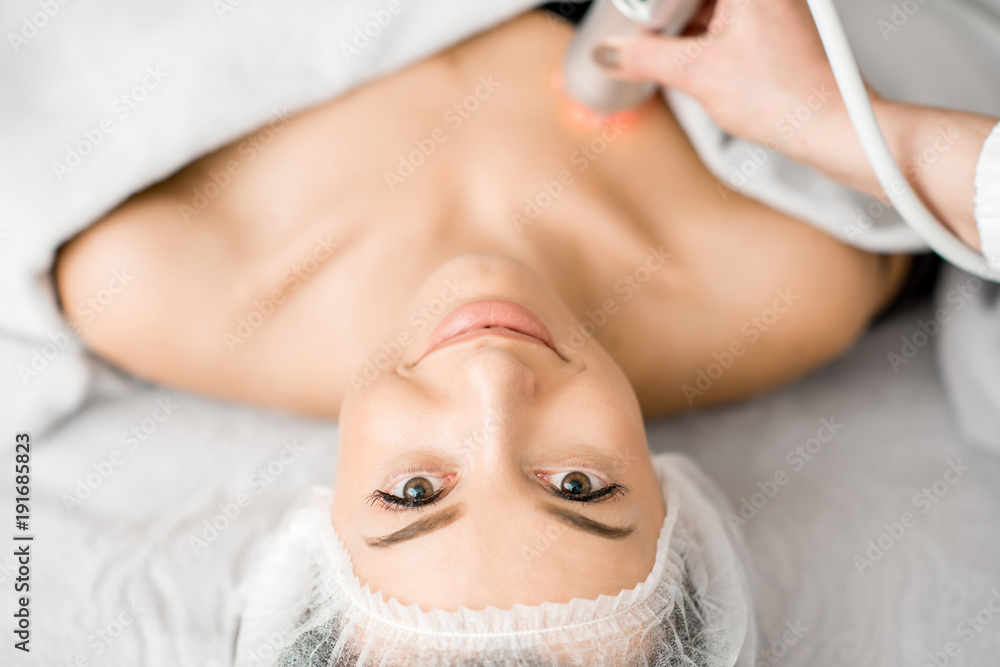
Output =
[{"x1": 595, "y1": 33, "x2": 697, "y2": 89}]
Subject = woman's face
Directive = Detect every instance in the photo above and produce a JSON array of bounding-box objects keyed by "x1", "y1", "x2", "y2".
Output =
[{"x1": 333, "y1": 254, "x2": 665, "y2": 611}]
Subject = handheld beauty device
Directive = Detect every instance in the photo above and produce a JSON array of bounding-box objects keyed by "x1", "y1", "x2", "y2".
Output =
[
  {"x1": 562, "y1": 0, "x2": 1000, "y2": 281},
  {"x1": 562, "y1": 0, "x2": 701, "y2": 114}
]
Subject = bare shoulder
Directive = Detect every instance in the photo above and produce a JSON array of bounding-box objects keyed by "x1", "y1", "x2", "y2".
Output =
[
  {"x1": 56, "y1": 170, "x2": 257, "y2": 383},
  {"x1": 628, "y1": 191, "x2": 912, "y2": 416}
]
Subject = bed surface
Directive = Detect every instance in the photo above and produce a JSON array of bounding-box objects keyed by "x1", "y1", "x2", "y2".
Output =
[{"x1": 6, "y1": 298, "x2": 999, "y2": 666}]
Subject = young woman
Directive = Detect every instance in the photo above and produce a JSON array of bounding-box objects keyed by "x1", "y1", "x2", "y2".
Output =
[{"x1": 54, "y1": 8, "x2": 911, "y2": 665}]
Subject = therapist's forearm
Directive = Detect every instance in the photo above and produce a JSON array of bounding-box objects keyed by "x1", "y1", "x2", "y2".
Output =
[{"x1": 792, "y1": 93, "x2": 996, "y2": 252}]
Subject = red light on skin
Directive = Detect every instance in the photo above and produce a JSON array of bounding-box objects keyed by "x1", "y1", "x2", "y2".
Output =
[
  {"x1": 564, "y1": 99, "x2": 639, "y2": 133},
  {"x1": 565, "y1": 98, "x2": 604, "y2": 130},
  {"x1": 606, "y1": 109, "x2": 637, "y2": 129},
  {"x1": 548, "y1": 67, "x2": 566, "y2": 94},
  {"x1": 550, "y1": 66, "x2": 640, "y2": 133}
]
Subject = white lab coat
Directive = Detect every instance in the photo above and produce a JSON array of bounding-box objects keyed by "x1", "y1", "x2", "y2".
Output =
[{"x1": 976, "y1": 122, "x2": 1000, "y2": 269}]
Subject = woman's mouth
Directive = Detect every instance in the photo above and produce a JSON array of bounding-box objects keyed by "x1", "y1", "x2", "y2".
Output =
[{"x1": 419, "y1": 300, "x2": 561, "y2": 361}]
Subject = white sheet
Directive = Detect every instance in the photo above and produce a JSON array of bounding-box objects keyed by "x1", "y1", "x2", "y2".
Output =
[
  {"x1": 654, "y1": 300, "x2": 1000, "y2": 665},
  {"x1": 4, "y1": 299, "x2": 999, "y2": 666}
]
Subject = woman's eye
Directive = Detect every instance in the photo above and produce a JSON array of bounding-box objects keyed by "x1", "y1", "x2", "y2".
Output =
[
  {"x1": 542, "y1": 471, "x2": 608, "y2": 496},
  {"x1": 367, "y1": 474, "x2": 453, "y2": 512},
  {"x1": 388, "y1": 475, "x2": 444, "y2": 501}
]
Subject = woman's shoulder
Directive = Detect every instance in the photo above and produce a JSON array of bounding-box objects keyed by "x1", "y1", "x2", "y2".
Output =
[{"x1": 56, "y1": 174, "x2": 256, "y2": 381}]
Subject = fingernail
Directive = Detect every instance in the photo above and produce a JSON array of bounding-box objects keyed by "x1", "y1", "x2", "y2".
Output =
[{"x1": 593, "y1": 43, "x2": 621, "y2": 69}]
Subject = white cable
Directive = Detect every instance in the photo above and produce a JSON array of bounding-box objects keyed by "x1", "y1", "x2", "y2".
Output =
[{"x1": 805, "y1": 0, "x2": 1000, "y2": 282}]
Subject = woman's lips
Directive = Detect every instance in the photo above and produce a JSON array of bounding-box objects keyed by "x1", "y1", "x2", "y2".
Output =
[{"x1": 419, "y1": 300, "x2": 561, "y2": 361}]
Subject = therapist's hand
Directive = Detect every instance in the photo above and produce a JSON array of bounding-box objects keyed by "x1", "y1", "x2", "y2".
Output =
[
  {"x1": 594, "y1": 0, "x2": 845, "y2": 161},
  {"x1": 594, "y1": 0, "x2": 999, "y2": 254}
]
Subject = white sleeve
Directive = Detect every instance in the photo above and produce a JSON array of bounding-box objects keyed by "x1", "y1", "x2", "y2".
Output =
[{"x1": 975, "y1": 120, "x2": 1000, "y2": 271}]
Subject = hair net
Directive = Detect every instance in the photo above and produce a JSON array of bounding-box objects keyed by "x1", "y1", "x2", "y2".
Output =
[{"x1": 234, "y1": 453, "x2": 756, "y2": 666}]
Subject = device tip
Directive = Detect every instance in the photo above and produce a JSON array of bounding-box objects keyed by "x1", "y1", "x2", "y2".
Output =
[{"x1": 551, "y1": 67, "x2": 639, "y2": 132}]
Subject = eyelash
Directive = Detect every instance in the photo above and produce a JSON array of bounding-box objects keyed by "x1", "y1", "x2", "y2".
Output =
[
  {"x1": 366, "y1": 488, "x2": 447, "y2": 512},
  {"x1": 365, "y1": 479, "x2": 630, "y2": 512},
  {"x1": 550, "y1": 483, "x2": 630, "y2": 504}
]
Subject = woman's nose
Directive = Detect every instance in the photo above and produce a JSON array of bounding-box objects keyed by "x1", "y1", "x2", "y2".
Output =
[
  {"x1": 457, "y1": 345, "x2": 538, "y2": 412},
  {"x1": 444, "y1": 345, "x2": 542, "y2": 472}
]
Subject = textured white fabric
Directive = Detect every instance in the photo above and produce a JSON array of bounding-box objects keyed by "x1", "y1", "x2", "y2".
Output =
[
  {"x1": 975, "y1": 121, "x2": 1000, "y2": 271},
  {"x1": 234, "y1": 453, "x2": 755, "y2": 666}
]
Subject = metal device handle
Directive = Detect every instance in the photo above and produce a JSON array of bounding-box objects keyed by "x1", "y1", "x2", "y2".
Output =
[{"x1": 562, "y1": 0, "x2": 701, "y2": 114}]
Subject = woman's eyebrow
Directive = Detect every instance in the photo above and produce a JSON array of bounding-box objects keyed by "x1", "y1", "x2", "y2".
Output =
[
  {"x1": 540, "y1": 504, "x2": 635, "y2": 540},
  {"x1": 364, "y1": 503, "x2": 465, "y2": 548}
]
